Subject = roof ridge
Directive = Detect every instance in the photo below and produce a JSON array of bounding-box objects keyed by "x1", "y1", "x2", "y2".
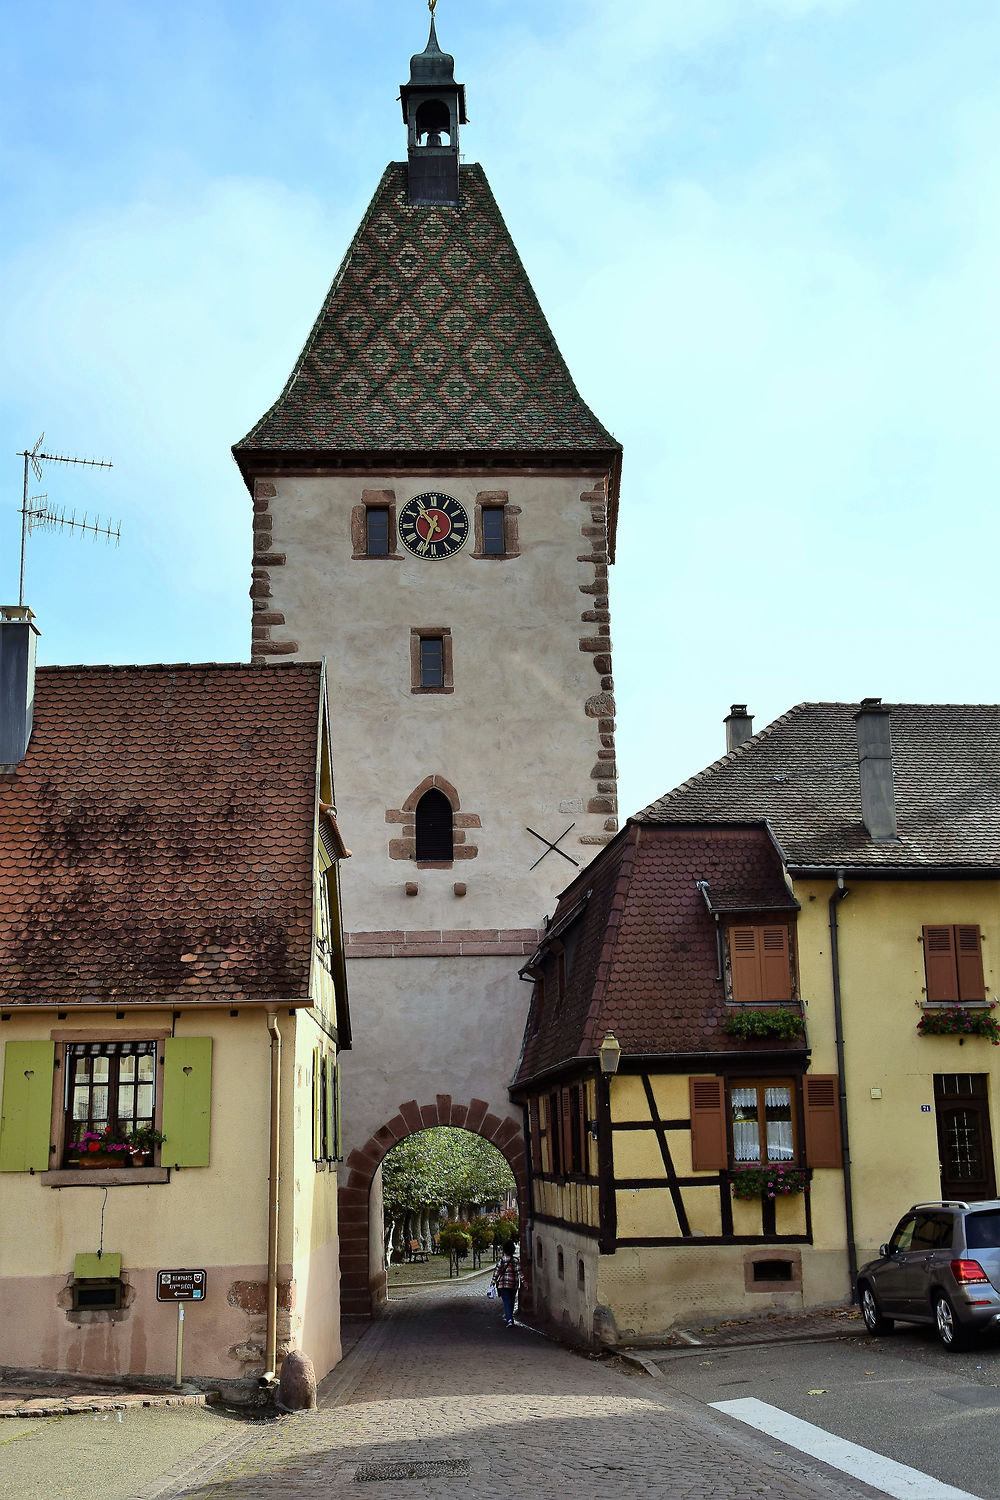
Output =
[
  {"x1": 36, "y1": 661, "x2": 323, "y2": 675},
  {"x1": 635, "y1": 702, "x2": 811, "y2": 818}
]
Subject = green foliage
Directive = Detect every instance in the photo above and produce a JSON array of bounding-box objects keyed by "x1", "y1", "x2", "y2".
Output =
[
  {"x1": 468, "y1": 1215, "x2": 494, "y2": 1252},
  {"x1": 438, "y1": 1219, "x2": 471, "y2": 1257},
  {"x1": 731, "y1": 1164, "x2": 807, "y2": 1200},
  {"x1": 492, "y1": 1209, "x2": 519, "y2": 1248},
  {"x1": 723, "y1": 1007, "x2": 804, "y2": 1041},
  {"x1": 380, "y1": 1127, "x2": 517, "y2": 1216},
  {"x1": 917, "y1": 1005, "x2": 1000, "y2": 1044}
]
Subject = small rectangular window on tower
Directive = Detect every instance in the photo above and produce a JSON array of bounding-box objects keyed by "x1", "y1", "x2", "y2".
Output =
[
  {"x1": 410, "y1": 628, "x2": 454, "y2": 694},
  {"x1": 482, "y1": 507, "x2": 505, "y2": 556},
  {"x1": 366, "y1": 508, "x2": 390, "y2": 557}
]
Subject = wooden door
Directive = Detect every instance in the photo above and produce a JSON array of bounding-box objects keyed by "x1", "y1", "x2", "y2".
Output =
[{"x1": 934, "y1": 1075, "x2": 997, "y2": 1202}]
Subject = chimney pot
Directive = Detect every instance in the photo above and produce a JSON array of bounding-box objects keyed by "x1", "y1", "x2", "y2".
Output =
[
  {"x1": 853, "y1": 699, "x2": 897, "y2": 841},
  {"x1": 724, "y1": 704, "x2": 754, "y2": 754}
]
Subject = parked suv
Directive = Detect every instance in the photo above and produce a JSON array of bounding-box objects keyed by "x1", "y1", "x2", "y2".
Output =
[{"x1": 857, "y1": 1200, "x2": 1000, "y2": 1350}]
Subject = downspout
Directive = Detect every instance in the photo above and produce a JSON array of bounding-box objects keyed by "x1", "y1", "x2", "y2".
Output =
[
  {"x1": 828, "y1": 879, "x2": 859, "y2": 1298},
  {"x1": 262, "y1": 1010, "x2": 281, "y2": 1382}
]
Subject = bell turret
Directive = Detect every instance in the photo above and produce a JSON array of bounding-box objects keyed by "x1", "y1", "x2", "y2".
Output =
[{"x1": 399, "y1": 14, "x2": 468, "y2": 206}]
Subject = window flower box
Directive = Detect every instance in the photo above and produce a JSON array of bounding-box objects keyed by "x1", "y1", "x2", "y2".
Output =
[
  {"x1": 731, "y1": 1164, "x2": 808, "y2": 1201},
  {"x1": 723, "y1": 1007, "x2": 804, "y2": 1042},
  {"x1": 917, "y1": 1005, "x2": 1000, "y2": 1045}
]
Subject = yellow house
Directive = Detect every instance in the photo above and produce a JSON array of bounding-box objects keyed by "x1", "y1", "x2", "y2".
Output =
[
  {"x1": 0, "y1": 607, "x2": 351, "y2": 1386},
  {"x1": 512, "y1": 699, "x2": 1000, "y2": 1344}
]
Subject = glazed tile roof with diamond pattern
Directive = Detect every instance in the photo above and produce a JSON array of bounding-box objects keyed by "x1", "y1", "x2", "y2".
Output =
[
  {"x1": 513, "y1": 825, "x2": 798, "y2": 1084},
  {"x1": 0, "y1": 663, "x2": 327, "y2": 1006},
  {"x1": 637, "y1": 703, "x2": 1000, "y2": 871},
  {"x1": 233, "y1": 164, "x2": 621, "y2": 513}
]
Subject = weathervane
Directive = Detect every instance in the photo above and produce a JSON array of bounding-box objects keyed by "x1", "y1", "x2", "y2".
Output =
[
  {"x1": 428, "y1": 0, "x2": 437, "y2": 15},
  {"x1": 15, "y1": 434, "x2": 120, "y2": 606}
]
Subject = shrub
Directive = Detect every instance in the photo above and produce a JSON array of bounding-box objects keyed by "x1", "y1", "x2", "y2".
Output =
[{"x1": 723, "y1": 1008, "x2": 804, "y2": 1041}]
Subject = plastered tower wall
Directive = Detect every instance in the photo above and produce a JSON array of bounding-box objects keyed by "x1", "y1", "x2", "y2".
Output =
[{"x1": 252, "y1": 467, "x2": 618, "y2": 1165}]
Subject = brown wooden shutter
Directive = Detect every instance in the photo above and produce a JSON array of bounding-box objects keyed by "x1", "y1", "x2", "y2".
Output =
[
  {"x1": 803, "y1": 1075, "x2": 842, "y2": 1168},
  {"x1": 956, "y1": 925, "x2": 986, "y2": 1003},
  {"x1": 730, "y1": 927, "x2": 762, "y2": 1003},
  {"x1": 760, "y1": 926, "x2": 793, "y2": 1002},
  {"x1": 689, "y1": 1077, "x2": 727, "y2": 1170},
  {"x1": 923, "y1": 925, "x2": 958, "y2": 1003},
  {"x1": 560, "y1": 1087, "x2": 572, "y2": 1176},
  {"x1": 528, "y1": 1098, "x2": 541, "y2": 1173}
]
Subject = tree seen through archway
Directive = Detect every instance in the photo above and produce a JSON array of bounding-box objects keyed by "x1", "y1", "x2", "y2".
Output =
[{"x1": 381, "y1": 1126, "x2": 516, "y2": 1267}]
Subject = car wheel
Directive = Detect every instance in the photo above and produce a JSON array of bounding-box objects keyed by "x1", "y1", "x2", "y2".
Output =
[
  {"x1": 934, "y1": 1292, "x2": 972, "y2": 1351},
  {"x1": 859, "y1": 1282, "x2": 894, "y2": 1335}
]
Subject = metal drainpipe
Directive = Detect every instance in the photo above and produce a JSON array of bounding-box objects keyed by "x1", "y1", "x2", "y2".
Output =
[
  {"x1": 829, "y1": 881, "x2": 859, "y2": 1298},
  {"x1": 262, "y1": 1011, "x2": 281, "y2": 1382}
]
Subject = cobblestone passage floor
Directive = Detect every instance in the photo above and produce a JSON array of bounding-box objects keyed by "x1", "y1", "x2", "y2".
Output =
[{"x1": 153, "y1": 1281, "x2": 887, "y2": 1500}]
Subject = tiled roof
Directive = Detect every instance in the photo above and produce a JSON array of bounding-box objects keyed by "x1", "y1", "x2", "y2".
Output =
[
  {"x1": 513, "y1": 826, "x2": 797, "y2": 1084},
  {"x1": 637, "y1": 703, "x2": 1000, "y2": 871},
  {"x1": 234, "y1": 163, "x2": 619, "y2": 463},
  {"x1": 0, "y1": 664, "x2": 325, "y2": 1006}
]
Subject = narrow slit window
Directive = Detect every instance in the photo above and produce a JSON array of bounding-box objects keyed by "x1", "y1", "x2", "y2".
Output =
[
  {"x1": 366, "y1": 507, "x2": 390, "y2": 557},
  {"x1": 420, "y1": 637, "x2": 444, "y2": 688},
  {"x1": 482, "y1": 507, "x2": 505, "y2": 556}
]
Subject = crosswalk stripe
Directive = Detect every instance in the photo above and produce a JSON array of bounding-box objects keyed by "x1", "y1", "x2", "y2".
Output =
[{"x1": 710, "y1": 1397, "x2": 981, "y2": 1500}]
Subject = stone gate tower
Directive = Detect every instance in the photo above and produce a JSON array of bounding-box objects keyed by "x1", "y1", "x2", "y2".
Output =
[{"x1": 233, "y1": 19, "x2": 622, "y2": 1319}]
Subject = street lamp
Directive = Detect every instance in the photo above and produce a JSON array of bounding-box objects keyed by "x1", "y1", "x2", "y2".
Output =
[{"x1": 598, "y1": 1030, "x2": 621, "y2": 1076}]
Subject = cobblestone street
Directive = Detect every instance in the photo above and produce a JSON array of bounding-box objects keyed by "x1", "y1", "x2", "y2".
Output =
[{"x1": 145, "y1": 1280, "x2": 888, "y2": 1500}]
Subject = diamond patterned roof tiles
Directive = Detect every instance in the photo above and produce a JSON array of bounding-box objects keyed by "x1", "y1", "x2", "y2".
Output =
[
  {"x1": 637, "y1": 703, "x2": 1000, "y2": 870},
  {"x1": 0, "y1": 663, "x2": 325, "y2": 1007},
  {"x1": 234, "y1": 163, "x2": 619, "y2": 461}
]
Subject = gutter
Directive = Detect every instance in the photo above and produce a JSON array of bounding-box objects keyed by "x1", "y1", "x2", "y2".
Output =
[
  {"x1": 262, "y1": 1010, "x2": 282, "y2": 1382},
  {"x1": 828, "y1": 880, "x2": 859, "y2": 1299}
]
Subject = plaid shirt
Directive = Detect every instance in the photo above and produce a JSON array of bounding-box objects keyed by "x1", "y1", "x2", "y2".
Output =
[{"x1": 493, "y1": 1256, "x2": 520, "y2": 1290}]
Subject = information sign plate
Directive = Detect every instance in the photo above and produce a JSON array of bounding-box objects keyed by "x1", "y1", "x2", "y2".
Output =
[{"x1": 156, "y1": 1269, "x2": 206, "y2": 1302}]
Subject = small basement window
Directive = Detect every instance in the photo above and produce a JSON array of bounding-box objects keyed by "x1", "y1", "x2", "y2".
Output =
[
  {"x1": 752, "y1": 1259, "x2": 793, "y2": 1283},
  {"x1": 72, "y1": 1278, "x2": 124, "y2": 1310}
]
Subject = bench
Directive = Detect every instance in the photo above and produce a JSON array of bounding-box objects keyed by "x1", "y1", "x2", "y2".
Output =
[{"x1": 408, "y1": 1239, "x2": 429, "y2": 1263}]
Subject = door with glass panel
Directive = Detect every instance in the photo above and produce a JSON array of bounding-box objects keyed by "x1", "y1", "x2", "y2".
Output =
[
  {"x1": 934, "y1": 1074, "x2": 996, "y2": 1202},
  {"x1": 729, "y1": 1079, "x2": 796, "y2": 1165}
]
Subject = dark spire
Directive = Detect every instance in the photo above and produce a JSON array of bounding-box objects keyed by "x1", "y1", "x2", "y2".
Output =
[{"x1": 399, "y1": 12, "x2": 467, "y2": 206}]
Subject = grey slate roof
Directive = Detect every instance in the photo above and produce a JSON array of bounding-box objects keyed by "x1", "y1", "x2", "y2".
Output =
[{"x1": 637, "y1": 703, "x2": 1000, "y2": 871}]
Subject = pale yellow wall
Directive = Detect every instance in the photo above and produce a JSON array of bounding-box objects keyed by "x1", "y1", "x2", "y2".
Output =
[
  {"x1": 796, "y1": 877, "x2": 1000, "y2": 1264},
  {"x1": 289, "y1": 1010, "x2": 342, "y2": 1380},
  {"x1": 531, "y1": 1225, "x2": 599, "y2": 1344}
]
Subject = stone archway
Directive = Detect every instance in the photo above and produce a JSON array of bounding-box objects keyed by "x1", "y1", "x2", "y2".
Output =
[{"x1": 339, "y1": 1094, "x2": 527, "y2": 1320}]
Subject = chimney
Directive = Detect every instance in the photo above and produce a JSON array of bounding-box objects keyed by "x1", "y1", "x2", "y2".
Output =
[
  {"x1": 724, "y1": 704, "x2": 753, "y2": 754},
  {"x1": 0, "y1": 606, "x2": 39, "y2": 771},
  {"x1": 853, "y1": 697, "x2": 897, "y2": 842}
]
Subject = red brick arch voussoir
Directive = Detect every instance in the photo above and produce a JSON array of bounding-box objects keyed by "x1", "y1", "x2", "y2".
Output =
[{"x1": 338, "y1": 1095, "x2": 527, "y2": 1321}]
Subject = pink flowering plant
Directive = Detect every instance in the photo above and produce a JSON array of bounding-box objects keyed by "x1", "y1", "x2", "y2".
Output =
[
  {"x1": 917, "y1": 1005, "x2": 1000, "y2": 1045},
  {"x1": 68, "y1": 1125, "x2": 132, "y2": 1156},
  {"x1": 731, "y1": 1164, "x2": 807, "y2": 1201}
]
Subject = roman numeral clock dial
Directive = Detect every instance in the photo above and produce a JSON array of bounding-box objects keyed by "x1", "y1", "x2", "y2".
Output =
[{"x1": 398, "y1": 493, "x2": 470, "y2": 560}]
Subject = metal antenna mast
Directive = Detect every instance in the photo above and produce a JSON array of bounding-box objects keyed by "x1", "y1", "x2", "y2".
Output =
[{"x1": 16, "y1": 435, "x2": 119, "y2": 605}]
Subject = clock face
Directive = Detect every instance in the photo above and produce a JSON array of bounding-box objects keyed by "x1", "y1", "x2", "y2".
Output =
[{"x1": 398, "y1": 492, "x2": 470, "y2": 560}]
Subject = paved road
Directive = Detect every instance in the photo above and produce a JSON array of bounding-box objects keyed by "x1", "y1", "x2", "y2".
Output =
[
  {"x1": 652, "y1": 1322, "x2": 1000, "y2": 1499},
  {"x1": 140, "y1": 1279, "x2": 886, "y2": 1500}
]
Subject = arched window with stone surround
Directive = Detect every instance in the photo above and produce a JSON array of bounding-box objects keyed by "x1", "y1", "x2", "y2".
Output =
[{"x1": 415, "y1": 788, "x2": 454, "y2": 863}]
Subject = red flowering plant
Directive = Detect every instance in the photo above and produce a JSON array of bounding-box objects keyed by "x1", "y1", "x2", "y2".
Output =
[
  {"x1": 917, "y1": 1005, "x2": 1000, "y2": 1045},
  {"x1": 731, "y1": 1164, "x2": 808, "y2": 1201},
  {"x1": 68, "y1": 1124, "x2": 133, "y2": 1156}
]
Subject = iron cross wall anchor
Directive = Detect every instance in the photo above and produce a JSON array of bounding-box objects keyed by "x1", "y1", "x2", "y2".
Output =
[{"x1": 526, "y1": 823, "x2": 580, "y2": 871}]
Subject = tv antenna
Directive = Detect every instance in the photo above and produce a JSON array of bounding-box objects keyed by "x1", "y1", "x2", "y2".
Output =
[{"x1": 16, "y1": 434, "x2": 119, "y2": 605}]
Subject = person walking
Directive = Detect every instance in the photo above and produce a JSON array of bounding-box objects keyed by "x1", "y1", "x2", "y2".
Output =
[{"x1": 491, "y1": 1240, "x2": 520, "y2": 1328}]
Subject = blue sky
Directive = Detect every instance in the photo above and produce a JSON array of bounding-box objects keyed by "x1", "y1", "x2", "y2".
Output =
[{"x1": 2, "y1": 0, "x2": 998, "y2": 818}]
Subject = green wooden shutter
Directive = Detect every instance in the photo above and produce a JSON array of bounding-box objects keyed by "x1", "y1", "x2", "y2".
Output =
[
  {"x1": 161, "y1": 1038, "x2": 212, "y2": 1167},
  {"x1": 324, "y1": 1054, "x2": 336, "y2": 1161},
  {"x1": 312, "y1": 1046, "x2": 323, "y2": 1161},
  {"x1": 334, "y1": 1057, "x2": 343, "y2": 1161},
  {"x1": 0, "y1": 1041, "x2": 55, "y2": 1172}
]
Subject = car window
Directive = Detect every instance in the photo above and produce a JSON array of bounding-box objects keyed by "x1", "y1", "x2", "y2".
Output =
[
  {"x1": 910, "y1": 1213, "x2": 954, "y2": 1250},
  {"x1": 889, "y1": 1216, "x2": 917, "y2": 1253},
  {"x1": 965, "y1": 1211, "x2": 1000, "y2": 1250}
]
